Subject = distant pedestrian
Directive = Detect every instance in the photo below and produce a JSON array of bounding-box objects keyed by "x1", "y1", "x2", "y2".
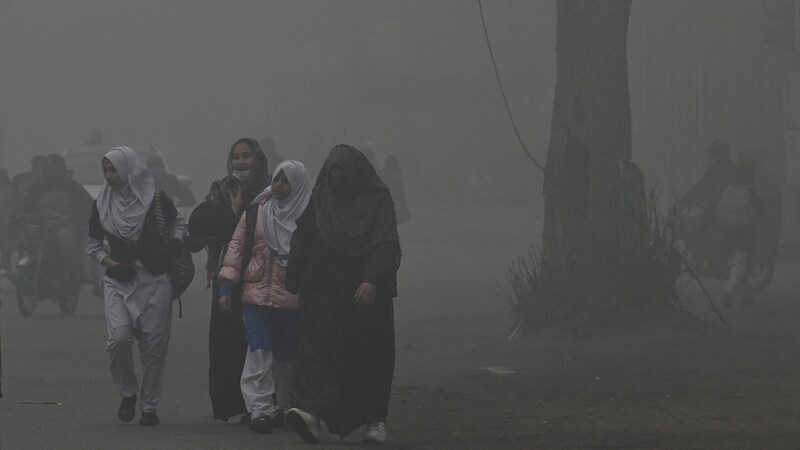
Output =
[
  {"x1": 86, "y1": 147, "x2": 187, "y2": 426},
  {"x1": 218, "y1": 160, "x2": 311, "y2": 434},
  {"x1": 146, "y1": 154, "x2": 196, "y2": 207},
  {"x1": 186, "y1": 137, "x2": 272, "y2": 423},
  {"x1": 285, "y1": 145, "x2": 401, "y2": 444}
]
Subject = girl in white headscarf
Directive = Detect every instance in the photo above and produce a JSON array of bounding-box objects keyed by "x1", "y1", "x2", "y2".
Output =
[
  {"x1": 217, "y1": 160, "x2": 311, "y2": 434},
  {"x1": 86, "y1": 146, "x2": 187, "y2": 427}
]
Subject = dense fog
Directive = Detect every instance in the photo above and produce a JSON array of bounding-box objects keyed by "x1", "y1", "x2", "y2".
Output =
[
  {"x1": 0, "y1": 1, "x2": 555, "y2": 205},
  {"x1": 1, "y1": 1, "x2": 791, "y2": 209},
  {"x1": 5, "y1": 2, "x2": 800, "y2": 448}
]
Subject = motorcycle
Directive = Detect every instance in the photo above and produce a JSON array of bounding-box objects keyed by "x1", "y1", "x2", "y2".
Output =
[
  {"x1": 5, "y1": 211, "x2": 82, "y2": 317},
  {"x1": 671, "y1": 204, "x2": 776, "y2": 292}
]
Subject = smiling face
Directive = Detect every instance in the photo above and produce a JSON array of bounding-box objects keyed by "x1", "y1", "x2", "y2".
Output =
[
  {"x1": 271, "y1": 169, "x2": 292, "y2": 201},
  {"x1": 101, "y1": 157, "x2": 123, "y2": 189},
  {"x1": 231, "y1": 142, "x2": 255, "y2": 171}
]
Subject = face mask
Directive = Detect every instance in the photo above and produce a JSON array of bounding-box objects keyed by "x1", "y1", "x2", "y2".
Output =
[{"x1": 233, "y1": 169, "x2": 251, "y2": 183}]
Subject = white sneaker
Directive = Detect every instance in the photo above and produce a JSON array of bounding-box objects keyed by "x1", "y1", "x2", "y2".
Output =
[
  {"x1": 286, "y1": 408, "x2": 320, "y2": 444},
  {"x1": 364, "y1": 422, "x2": 387, "y2": 443}
]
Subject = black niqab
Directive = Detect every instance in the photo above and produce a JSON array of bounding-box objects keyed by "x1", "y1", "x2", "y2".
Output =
[{"x1": 313, "y1": 144, "x2": 399, "y2": 257}]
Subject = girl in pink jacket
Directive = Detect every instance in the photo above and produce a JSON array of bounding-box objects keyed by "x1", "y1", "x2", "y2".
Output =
[{"x1": 217, "y1": 160, "x2": 312, "y2": 434}]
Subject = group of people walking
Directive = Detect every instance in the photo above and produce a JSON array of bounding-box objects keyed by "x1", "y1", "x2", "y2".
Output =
[{"x1": 87, "y1": 138, "x2": 402, "y2": 444}]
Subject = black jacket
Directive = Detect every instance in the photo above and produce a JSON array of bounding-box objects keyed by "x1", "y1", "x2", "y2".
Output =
[{"x1": 88, "y1": 192, "x2": 178, "y2": 276}]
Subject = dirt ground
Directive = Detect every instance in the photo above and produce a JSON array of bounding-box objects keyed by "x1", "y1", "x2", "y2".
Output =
[{"x1": 2, "y1": 203, "x2": 800, "y2": 449}]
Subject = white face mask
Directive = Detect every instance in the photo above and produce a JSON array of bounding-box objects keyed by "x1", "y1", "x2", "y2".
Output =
[{"x1": 233, "y1": 169, "x2": 251, "y2": 183}]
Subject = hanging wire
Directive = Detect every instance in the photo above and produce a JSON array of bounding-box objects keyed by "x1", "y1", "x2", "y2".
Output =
[
  {"x1": 478, "y1": 0, "x2": 545, "y2": 171},
  {"x1": 478, "y1": 0, "x2": 590, "y2": 199}
]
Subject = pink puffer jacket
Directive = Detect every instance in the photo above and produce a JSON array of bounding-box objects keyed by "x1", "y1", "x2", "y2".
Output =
[{"x1": 218, "y1": 199, "x2": 298, "y2": 310}]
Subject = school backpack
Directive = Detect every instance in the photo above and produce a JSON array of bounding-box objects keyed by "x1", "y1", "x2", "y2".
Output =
[
  {"x1": 715, "y1": 185, "x2": 754, "y2": 230},
  {"x1": 153, "y1": 191, "x2": 195, "y2": 300}
]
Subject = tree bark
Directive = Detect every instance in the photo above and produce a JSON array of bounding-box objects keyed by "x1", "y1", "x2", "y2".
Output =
[{"x1": 541, "y1": 0, "x2": 632, "y2": 325}]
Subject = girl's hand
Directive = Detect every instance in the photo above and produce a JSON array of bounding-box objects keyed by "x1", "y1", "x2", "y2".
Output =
[
  {"x1": 101, "y1": 256, "x2": 120, "y2": 268},
  {"x1": 218, "y1": 294, "x2": 232, "y2": 313},
  {"x1": 354, "y1": 282, "x2": 377, "y2": 305}
]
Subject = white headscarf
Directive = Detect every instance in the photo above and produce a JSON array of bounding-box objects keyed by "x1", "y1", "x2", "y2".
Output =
[
  {"x1": 97, "y1": 146, "x2": 155, "y2": 241},
  {"x1": 255, "y1": 160, "x2": 312, "y2": 266}
]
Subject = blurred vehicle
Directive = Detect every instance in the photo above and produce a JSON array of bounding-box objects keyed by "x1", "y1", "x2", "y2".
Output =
[
  {"x1": 5, "y1": 211, "x2": 81, "y2": 316},
  {"x1": 671, "y1": 204, "x2": 776, "y2": 292},
  {"x1": 63, "y1": 145, "x2": 193, "y2": 200}
]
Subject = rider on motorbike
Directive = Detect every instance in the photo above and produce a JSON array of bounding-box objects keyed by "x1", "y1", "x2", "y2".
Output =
[
  {"x1": 675, "y1": 143, "x2": 779, "y2": 301},
  {"x1": 24, "y1": 154, "x2": 93, "y2": 285},
  {"x1": 716, "y1": 164, "x2": 765, "y2": 308},
  {"x1": 678, "y1": 140, "x2": 737, "y2": 220}
]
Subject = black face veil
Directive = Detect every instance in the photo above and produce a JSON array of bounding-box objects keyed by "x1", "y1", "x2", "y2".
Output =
[{"x1": 312, "y1": 144, "x2": 399, "y2": 257}]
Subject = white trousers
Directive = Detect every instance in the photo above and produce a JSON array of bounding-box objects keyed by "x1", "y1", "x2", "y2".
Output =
[
  {"x1": 104, "y1": 264, "x2": 173, "y2": 413},
  {"x1": 240, "y1": 349, "x2": 293, "y2": 419}
]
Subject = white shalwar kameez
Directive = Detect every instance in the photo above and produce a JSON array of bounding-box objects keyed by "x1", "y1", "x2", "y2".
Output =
[
  {"x1": 87, "y1": 217, "x2": 185, "y2": 414},
  {"x1": 86, "y1": 146, "x2": 187, "y2": 415}
]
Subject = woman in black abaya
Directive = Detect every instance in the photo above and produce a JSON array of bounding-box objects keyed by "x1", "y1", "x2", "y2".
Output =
[
  {"x1": 187, "y1": 138, "x2": 271, "y2": 422},
  {"x1": 285, "y1": 145, "x2": 401, "y2": 444}
]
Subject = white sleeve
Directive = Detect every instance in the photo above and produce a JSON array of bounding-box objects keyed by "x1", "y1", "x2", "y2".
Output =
[{"x1": 86, "y1": 236, "x2": 109, "y2": 264}]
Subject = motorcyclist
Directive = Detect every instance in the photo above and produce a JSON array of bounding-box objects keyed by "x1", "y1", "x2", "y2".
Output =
[
  {"x1": 679, "y1": 140, "x2": 738, "y2": 212},
  {"x1": 677, "y1": 140, "x2": 738, "y2": 246},
  {"x1": 717, "y1": 163, "x2": 765, "y2": 308},
  {"x1": 11, "y1": 155, "x2": 45, "y2": 215},
  {"x1": 25, "y1": 154, "x2": 93, "y2": 284}
]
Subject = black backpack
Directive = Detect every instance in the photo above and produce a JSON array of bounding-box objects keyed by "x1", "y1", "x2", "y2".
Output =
[{"x1": 153, "y1": 191, "x2": 195, "y2": 300}]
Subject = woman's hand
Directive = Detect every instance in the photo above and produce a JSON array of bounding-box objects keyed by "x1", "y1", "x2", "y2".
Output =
[
  {"x1": 106, "y1": 263, "x2": 136, "y2": 283},
  {"x1": 218, "y1": 294, "x2": 232, "y2": 313},
  {"x1": 101, "y1": 256, "x2": 120, "y2": 268},
  {"x1": 354, "y1": 282, "x2": 377, "y2": 305}
]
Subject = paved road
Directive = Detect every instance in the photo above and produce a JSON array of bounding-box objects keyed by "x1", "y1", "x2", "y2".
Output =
[
  {"x1": 0, "y1": 268, "x2": 451, "y2": 449},
  {"x1": 4, "y1": 204, "x2": 796, "y2": 449},
  {"x1": 0, "y1": 204, "x2": 510, "y2": 450}
]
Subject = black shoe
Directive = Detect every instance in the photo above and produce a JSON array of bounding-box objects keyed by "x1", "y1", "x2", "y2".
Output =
[
  {"x1": 248, "y1": 416, "x2": 273, "y2": 434},
  {"x1": 139, "y1": 412, "x2": 160, "y2": 426},
  {"x1": 239, "y1": 413, "x2": 251, "y2": 425},
  {"x1": 117, "y1": 395, "x2": 137, "y2": 423},
  {"x1": 272, "y1": 410, "x2": 285, "y2": 429}
]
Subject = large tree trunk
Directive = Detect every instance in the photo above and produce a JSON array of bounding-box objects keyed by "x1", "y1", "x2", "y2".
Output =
[{"x1": 541, "y1": 0, "x2": 632, "y2": 327}]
